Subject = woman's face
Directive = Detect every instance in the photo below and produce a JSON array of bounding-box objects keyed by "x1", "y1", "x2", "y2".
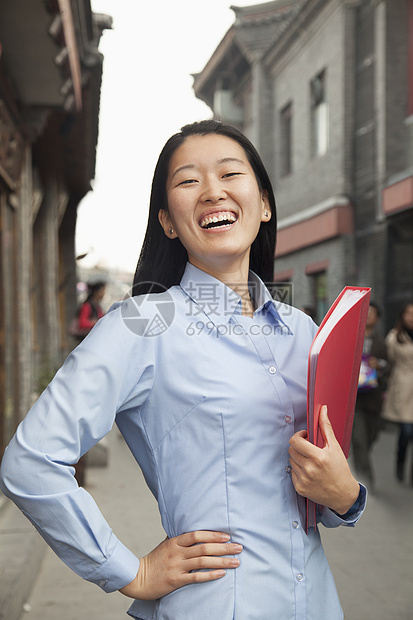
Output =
[
  {"x1": 366, "y1": 304, "x2": 379, "y2": 328},
  {"x1": 159, "y1": 134, "x2": 270, "y2": 276},
  {"x1": 402, "y1": 304, "x2": 413, "y2": 330}
]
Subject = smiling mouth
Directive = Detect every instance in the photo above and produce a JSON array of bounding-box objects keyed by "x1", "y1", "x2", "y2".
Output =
[{"x1": 200, "y1": 211, "x2": 237, "y2": 229}]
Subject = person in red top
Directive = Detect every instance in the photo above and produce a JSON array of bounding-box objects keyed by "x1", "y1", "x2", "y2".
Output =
[{"x1": 78, "y1": 281, "x2": 106, "y2": 334}]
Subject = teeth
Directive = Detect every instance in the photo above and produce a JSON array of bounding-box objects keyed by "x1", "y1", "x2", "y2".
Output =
[{"x1": 200, "y1": 212, "x2": 237, "y2": 228}]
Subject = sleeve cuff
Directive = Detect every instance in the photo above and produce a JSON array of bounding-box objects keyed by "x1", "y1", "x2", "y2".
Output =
[
  {"x1": 85, "y1": 537, "x2": 140, "y2": 593},
  {"x1": 319, "y1": 483, "x2": 367, "y2": 528},
  {"x1": 336, "y1": 483, "x2": 367, "y2": 520}
]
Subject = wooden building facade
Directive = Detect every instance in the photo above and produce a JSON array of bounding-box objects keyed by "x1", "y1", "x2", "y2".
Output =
[{"x1": 0, "y1": 0, "x2": 111, "y2": 458}]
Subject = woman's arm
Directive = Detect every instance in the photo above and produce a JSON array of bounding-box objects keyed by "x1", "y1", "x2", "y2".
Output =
[
  {"x1": 0, "y1": 303, "x2": 244, "y2": 598},
  {"x1": 0, "y1": 306, "x2": 154, "y2": 592}
]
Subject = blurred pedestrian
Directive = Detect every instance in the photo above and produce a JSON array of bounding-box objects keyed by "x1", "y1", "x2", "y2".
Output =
[
  {"x1": 351, "y1": 302, "x2": 388, "y2": 490},
  {"x1": 69, "y1": 280, "x2": 107, "y2": 345},
  {"x1": 78, "y1": 281, "x2": 106, "y2": 336},
  {"x1": 382, "y1": 301, "x2": 413, "y2": 484}
]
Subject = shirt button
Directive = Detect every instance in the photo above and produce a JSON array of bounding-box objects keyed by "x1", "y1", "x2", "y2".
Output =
[
  {"x1": 292, "y1": 521, "x2": 299, "y2": 529},
  {"x1": 296, "y1": 573, "x2": 304, "y2": 582},
  {"x1": 268, "y1": 366, "x2": 277, "y2": 374},
  {"x1": 285, "y1": 465, "x2": 292, "y2": 474},
  {"x1": 97, "y1": 579, "x2": 107, "y2": 588},
  {"x1": 285, "y1": 415, "x2": 292, "y2": 423}
]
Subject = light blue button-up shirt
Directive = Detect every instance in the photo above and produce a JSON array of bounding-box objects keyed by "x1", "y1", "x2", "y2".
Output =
[{"x1": 0, "y1": 263, "x2": 366, "y2": 619}]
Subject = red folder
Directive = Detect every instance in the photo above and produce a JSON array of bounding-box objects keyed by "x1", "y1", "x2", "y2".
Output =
[{"x1": 306, "y1": 286, "x2": 371, "y2": 531}]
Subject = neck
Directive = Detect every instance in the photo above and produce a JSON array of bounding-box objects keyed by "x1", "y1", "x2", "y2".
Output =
[
  {"x1": 188, "y1": 256, "x2": 254, "y2": 316},
  {"x1": 189, "y1": 255, "x2": 250, "y2": 287}
]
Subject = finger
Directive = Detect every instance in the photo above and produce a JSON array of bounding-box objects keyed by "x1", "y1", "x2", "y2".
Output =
[
  {"x1": 185, "y1": 542, "x2": 243, "y2": 560},
  {"x1": 318, "y1": 405, "x2": 337, "y2": 447},
  {"x1": 289, "y1": 429, "x2": 307, "y2": 443},
  {"x1": 289, "y1": 433, "x2": 316, "y2": 458},
  {"x1": 186, "y1": 569, "x2": 228, "y2": 585},
  {"x1": 288, "y1": 447, "x2": 307, "y2": 469},
  {"x1": 177, "y1": 530, "x2": 230, "y2": 548},
  {"x1": 184, "y1": 555, "x2": 240, "y2": 573}
]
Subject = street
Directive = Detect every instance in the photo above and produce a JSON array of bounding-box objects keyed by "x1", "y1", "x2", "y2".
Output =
[{"x1": 21, "y1": 425, "x2": 413, "y2": 620}]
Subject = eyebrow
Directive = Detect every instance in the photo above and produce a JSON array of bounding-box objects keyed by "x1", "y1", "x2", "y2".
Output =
[
  {"x1": 170, "y1": 164, "x2": 196, "y2": 180},
  {"x1": 170, "y1": 157, "x2": 247, "y2": 180},
  {"x1": 217, "y1": 157, "x2": 246, "y2": 166}
]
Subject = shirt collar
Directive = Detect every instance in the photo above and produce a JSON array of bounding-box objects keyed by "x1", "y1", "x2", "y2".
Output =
[
  {"x1": 249, "y1": 270, "x2": 292, "y2": 333},
  {"x1": 179, "y1": 262, "x2": 292, "y2": 333}
]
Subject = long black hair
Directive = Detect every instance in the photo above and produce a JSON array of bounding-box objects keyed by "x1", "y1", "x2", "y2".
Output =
[{"x1": 132, "y1": 120, "x2": 277, "y2": 296}]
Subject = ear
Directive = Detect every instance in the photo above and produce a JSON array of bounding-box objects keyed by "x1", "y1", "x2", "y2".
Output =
[
  {"x1": 261, "y1": 191, "x2": 271, "y2": 222},
  {"x1": 158, "y1": 209, "x2": 178, "y2": 239}
]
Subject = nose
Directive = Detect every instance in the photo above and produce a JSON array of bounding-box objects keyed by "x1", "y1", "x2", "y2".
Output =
[{"x1": 200, "y1": 176, "x2": 226, "y2": 204}]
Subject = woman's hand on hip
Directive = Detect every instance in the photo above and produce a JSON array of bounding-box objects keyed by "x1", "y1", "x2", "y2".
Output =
[
  {"x1": 288, "y1": 405, "x2": 360, "y2": 515},
  {"x1": 119, "y1": 530, "x2": 243, "y2": 600}
]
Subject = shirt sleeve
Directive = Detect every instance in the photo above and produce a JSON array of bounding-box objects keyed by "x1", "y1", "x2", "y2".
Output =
[
  {"x1": 318, "y1": 483, "x2": 367, "y2": 528},
  {"x1": 0, "y1": 301, "x2": 155, "y2": 592}
]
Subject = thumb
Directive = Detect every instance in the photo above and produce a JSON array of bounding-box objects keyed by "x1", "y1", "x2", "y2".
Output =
[{"x1": 318, "y1": 405, "x2": 336, "y2": 447}]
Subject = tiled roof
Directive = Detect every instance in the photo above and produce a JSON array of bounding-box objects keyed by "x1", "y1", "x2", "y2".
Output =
[{"x1": 231, "y1": 0, "x2": 307, "y2": 57}]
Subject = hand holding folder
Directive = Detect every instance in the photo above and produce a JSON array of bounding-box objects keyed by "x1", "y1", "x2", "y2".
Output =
[{"x1": 306, "y1": 286, "x2": 371, "y2": 531}]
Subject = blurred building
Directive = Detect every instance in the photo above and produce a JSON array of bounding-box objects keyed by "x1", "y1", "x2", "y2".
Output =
[
  {"x1": 0, "y1": 1, "x2": 111, "y2": 459},
  {"x1": 193, "y1": 0, "x2": 413, "y2": 329}
]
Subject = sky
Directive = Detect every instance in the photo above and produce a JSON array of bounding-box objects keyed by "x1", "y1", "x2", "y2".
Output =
[{"x1": 75, "y1": 0, "x2": 266, "y2": 274}]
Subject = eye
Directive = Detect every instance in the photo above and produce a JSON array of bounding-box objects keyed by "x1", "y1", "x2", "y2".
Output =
[
  {"x1": 177, "y1": 178, "x2": 198, "y2": 186},
  {"x1": 222, "y1": 172, "x2": 243, "y2": 179}
]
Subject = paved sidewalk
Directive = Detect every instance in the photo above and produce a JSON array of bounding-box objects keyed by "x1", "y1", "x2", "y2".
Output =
[
  {"x1": 322, "y1": 425, "x2": 413, "y2": 620},
  {"x1": 20, "y1": 425, "x2": 413, "y2": 620}
]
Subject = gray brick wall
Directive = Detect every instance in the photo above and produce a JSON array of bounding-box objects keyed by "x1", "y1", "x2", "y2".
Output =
[
  {"x1": 269, "y1": 1, "x2": 348, "y2": 221},
  {"x1": 385, "y1": 0, "x2": 409, "y2": 177},
  {"x1": 274, "y1": 235, "x2": 353, "y2": 312}
]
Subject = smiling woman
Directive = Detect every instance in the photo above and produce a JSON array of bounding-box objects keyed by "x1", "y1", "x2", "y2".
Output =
[
  {"x1": 132, "y1": 120, "x2": 277, "y2": 296},
  {"x1": 0, "y1": 119, "x2": 366, "y2": 620},
  {"x1": 157, "y1": 132, "x2": 271, "y2": 292}
]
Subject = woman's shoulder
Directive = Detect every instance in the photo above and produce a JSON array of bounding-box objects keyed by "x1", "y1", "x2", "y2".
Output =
[
  {"x1": 290, "y1": 304, "x2": 318, "y2": 330},
  {"x1": 385, "y1": 329, "x2": 398, "y2": 345}
]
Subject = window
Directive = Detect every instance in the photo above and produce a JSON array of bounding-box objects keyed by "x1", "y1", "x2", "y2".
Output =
[
  {"x1": 280, "y1": 102, "x2": 292, "y2": 176},
  {"x1": 311, "y1": 272, "x2": 328, "y2": 323},
  {"x1": 311, "y1": 71, "x2": 328, "y2": 157}
]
